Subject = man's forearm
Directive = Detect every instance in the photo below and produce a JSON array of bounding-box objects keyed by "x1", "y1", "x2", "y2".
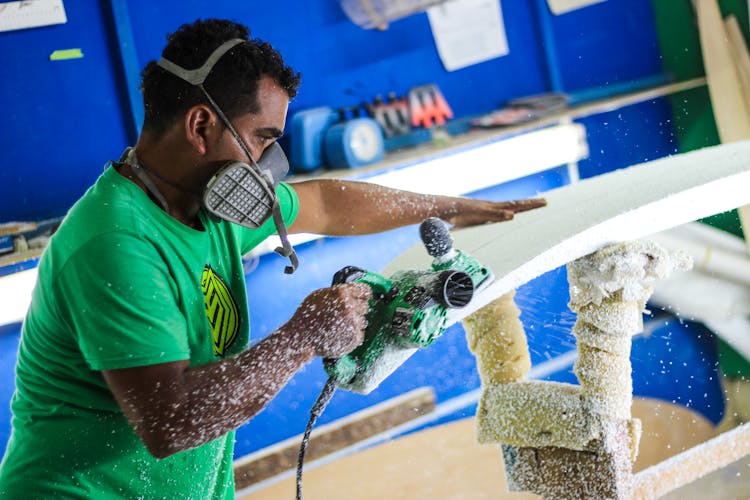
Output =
[
  {"x1": 290, "y1": 179, "x2": 545, "y2": 235},
  {"x1": 143, "y1": 327, "x2": 314, "y2": 457},
  {"x1": 291, "y1": 179, "x2": 461, "y2": 234},
  {"x1": 111, "y1": 284, "x2": 368, "y2": 459}
]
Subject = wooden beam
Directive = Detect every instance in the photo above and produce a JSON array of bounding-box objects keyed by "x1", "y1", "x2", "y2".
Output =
[
  {"x1": 0, "y1": 248, "x2": 43, "y2": 268},
  {"x1": 0, "y1": 222, "x2": 36, "y2": 237},
  {"x1": 724, "y1": 14, "x2": 750, "y2": 254},
  {"x1": 695, "y1": 0, "x2": 750, "y2": 141},
  {"x1": 695, "y1": 0, "x2": 750, "y2": 253}
]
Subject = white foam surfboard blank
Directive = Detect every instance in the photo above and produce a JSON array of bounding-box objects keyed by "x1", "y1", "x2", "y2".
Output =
[{"x1": 383, "y1": 141, "x2": 750, "y2": 324}]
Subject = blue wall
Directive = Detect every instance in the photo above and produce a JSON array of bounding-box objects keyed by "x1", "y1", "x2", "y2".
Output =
[
  {"x1": 0, "y1": 1, "x2": 132, "y2": 222},
  {"x1": 1, "y1": 0, "x2": 672, "y2": 223},
  {"x1": 0, "y1": 0, "x2": 698, "y2": 462}
]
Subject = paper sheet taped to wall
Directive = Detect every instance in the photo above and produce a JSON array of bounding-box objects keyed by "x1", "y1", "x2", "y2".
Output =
[
  {"x1": 547, "y1": 0, "x2": 607, "y2": 15},
  {"x1": 0, "y1": 0, "x2": 66, "y2": 33},
  {"x1": 427, "y1": 0, "x2": 508, "y2": 72}
]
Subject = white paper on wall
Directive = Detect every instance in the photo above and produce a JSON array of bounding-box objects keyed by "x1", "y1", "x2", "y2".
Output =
[
  {"x1": 0, "y1": 0, "x2": 67, "y2": 33},
  {"x1": 547, "y1": 0, "x2": 607, "y2": 15},
  {"x1": 427, "y1": 0, "x2": 509, "y2": 72}
]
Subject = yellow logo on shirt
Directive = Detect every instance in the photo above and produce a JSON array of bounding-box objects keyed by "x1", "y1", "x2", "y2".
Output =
[{"x1": 201, "y1": 265, "x2": 240, "y2": 357}]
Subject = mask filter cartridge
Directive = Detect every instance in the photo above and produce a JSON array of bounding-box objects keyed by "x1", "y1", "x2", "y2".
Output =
[{"x1": 204, "y1": 162, "x2": 275, "y2": 229}]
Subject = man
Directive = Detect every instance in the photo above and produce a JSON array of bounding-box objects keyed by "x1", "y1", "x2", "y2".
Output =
[{"x1": 0, "y1": 19, "x2": 545, "y2": 498}]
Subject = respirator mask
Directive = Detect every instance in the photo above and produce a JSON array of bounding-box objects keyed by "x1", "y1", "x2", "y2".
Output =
[{"x1": 139, "y1": 38, "x2": 299, "y2": 273}]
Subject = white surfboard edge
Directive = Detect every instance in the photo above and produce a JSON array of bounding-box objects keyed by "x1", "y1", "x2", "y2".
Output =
[{"x1": 382, "y1": 140, "x2": 750, "y2": 324}]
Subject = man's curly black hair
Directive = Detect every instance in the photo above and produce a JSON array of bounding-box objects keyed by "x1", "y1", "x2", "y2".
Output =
[{"x1": 140, "y1": 19, "x2": 301, "y2": 135}]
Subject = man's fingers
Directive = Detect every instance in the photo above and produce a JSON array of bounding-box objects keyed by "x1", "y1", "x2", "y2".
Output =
[
  {"x1": 450, "y1": 209, "x2": 514, "y2": 229},
  {"x1": 337, "y1": 283, "x2": 371, "y2": 320},
  {"x1": 349, "y1": 282, "x2": 372, "y2": 299},
  {"x1": 337, "y1": 283, "x2": 372, "y2": 306},
  {"x1": 497, "y1": 198, "x2": 547, "y2": 213}
]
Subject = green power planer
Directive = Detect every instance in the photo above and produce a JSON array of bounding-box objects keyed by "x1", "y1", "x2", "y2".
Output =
[{"x1": 324, "y1": 217, "x2": 493, "y2": 394}]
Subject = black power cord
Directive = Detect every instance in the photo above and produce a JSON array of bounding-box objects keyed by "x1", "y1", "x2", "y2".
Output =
[{"x1": 296, "y1": 376, "x2": 338, "y2": 500}]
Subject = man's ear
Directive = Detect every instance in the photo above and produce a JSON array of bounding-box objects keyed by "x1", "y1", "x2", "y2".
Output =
[{"x1": 184, "y1": 105, "x2": 220, "y2": 155}]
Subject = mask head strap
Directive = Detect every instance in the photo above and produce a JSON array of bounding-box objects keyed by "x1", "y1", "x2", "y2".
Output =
[
  {"x1": 156, "y1": 39, "x2": 256, "y2": 167},
  {"x1": 157, "y1": 39, "x2": 298, "y2": 274},
  {"x1": 156, "y1": 38, "x2": 244, "y2": 86},
  {"x1": 121, "y1": 147, "x2": 170, "y2": 213}
]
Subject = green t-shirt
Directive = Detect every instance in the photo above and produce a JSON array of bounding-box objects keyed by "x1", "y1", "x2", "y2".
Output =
[{"x1": 0, "y1": 165, "x2": 298, "y2": 499}]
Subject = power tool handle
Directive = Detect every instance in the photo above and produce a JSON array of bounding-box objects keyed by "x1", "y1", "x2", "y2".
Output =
[{"x1": 332, "y1": 265, "x2": 393, "y2": 298}]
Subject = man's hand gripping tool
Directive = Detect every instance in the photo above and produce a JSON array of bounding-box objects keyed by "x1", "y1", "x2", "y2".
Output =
[{"x1": 324, "y1": 217, "x2": 493, "y2": 394}]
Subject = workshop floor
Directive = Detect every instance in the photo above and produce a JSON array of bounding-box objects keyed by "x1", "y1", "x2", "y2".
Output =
[{"x1": 243, "y1": 397, "x2": 723, "y2": 499}]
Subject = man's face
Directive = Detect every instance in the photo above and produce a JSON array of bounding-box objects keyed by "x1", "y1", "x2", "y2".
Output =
[{"x1": 212, "y1": 75, "x2": 290, "y2": 165}]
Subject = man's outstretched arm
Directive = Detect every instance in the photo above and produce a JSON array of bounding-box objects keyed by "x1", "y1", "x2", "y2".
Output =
[{"x1": 288, "y1": 179, "x2": 546, "y2": 235}]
